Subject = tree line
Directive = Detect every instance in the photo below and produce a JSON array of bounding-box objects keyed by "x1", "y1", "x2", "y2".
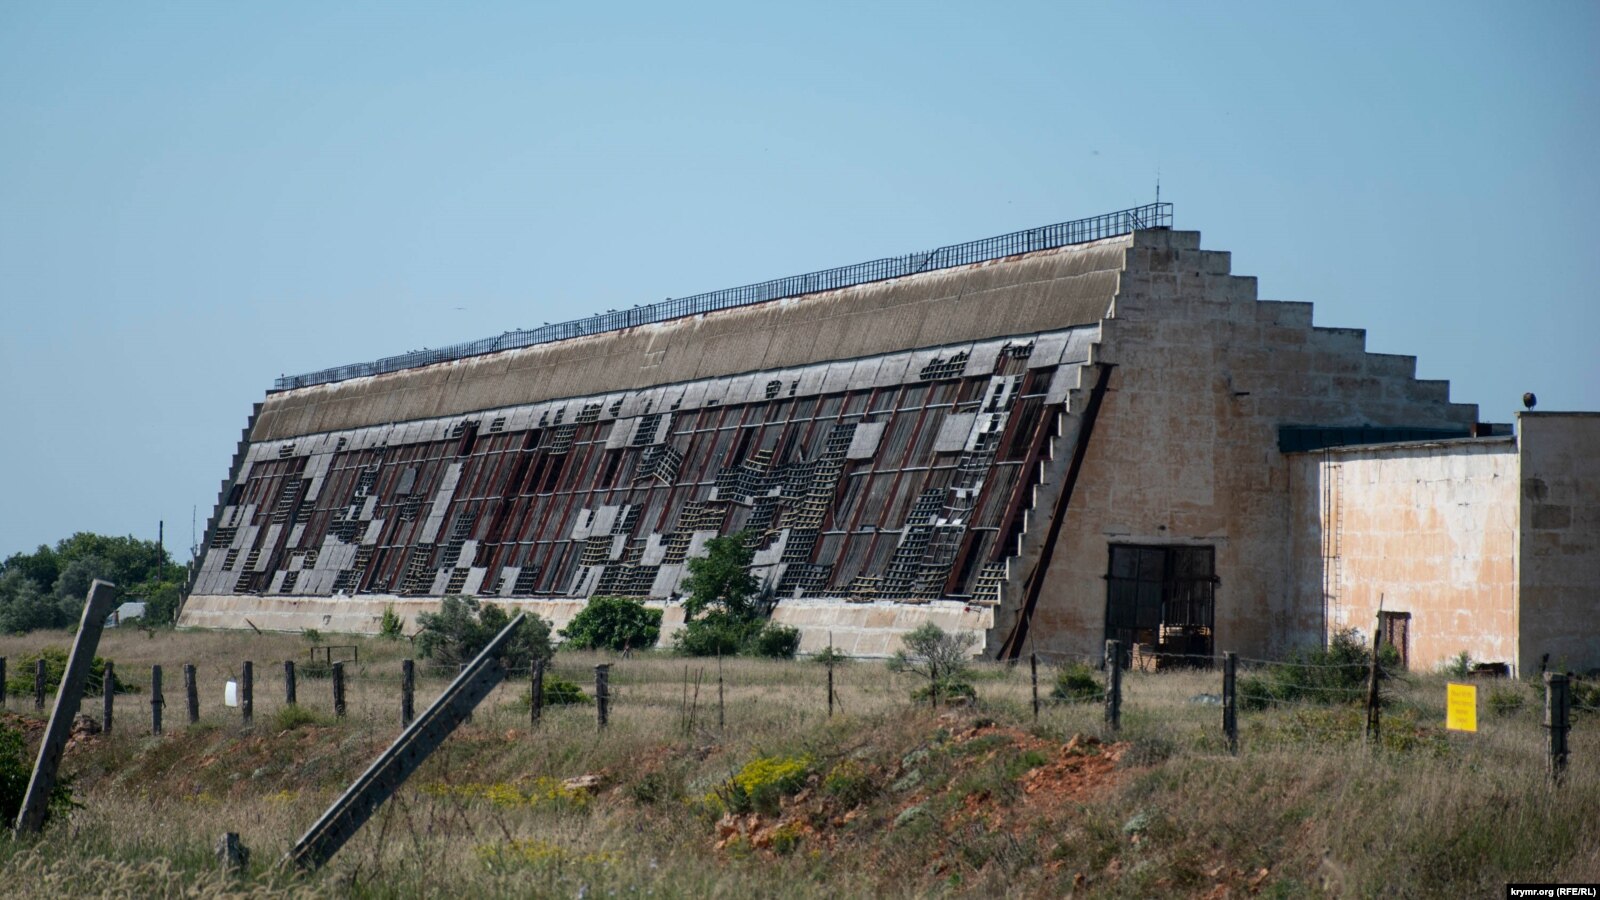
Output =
[{"x1": 0, "y1": 532, "x2": 184, "y2": 633}]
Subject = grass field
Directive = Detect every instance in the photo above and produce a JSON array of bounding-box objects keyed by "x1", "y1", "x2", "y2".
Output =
[{"x1": 0, "y1": 627, "x2": 1596, "y2": 898}]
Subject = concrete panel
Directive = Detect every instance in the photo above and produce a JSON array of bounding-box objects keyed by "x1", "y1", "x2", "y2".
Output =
[{"x1": 846, "y1": 422, "x2": 887, "y2": 460}]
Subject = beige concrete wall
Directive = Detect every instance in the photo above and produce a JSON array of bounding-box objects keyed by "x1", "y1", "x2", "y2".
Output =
[
  {"x1": 180, "y1": 591, "x2": 991, "y2": 658},
  {"x1": 1516, "y1": 413, "x2": 1600, "y2": 674},
  {"x1": 1025, "y1": 229, "x2": 1480, "y2": 662},
  {"x1": 252, "y1": 237, "x2": 1133, "y2": 442},
  {"x1": 1287, "y1": 440, "x2": 1520, "y2": 671}
]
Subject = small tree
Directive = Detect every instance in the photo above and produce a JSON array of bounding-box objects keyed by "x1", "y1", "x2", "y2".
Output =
[
  {"x1": 889, "y1": 623, "x2": 978, "y2": 707},
  {"x1": 416, "y1": 595, "x2": 553, "y2": 671},
  {"x1": 378, "y1": 604, "x2": 405, "y2": 640},
  {"x1": 682, "y1": 532, "x2": 760, "y2": 620},
  {"x1": 560, "y1": 596, "x2": 662, "y2": 651}
]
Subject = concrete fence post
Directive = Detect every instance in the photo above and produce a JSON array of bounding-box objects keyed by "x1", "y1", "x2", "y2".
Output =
[
  {"x1": 151, "y1": 665, "x2": 164, "y2": 736},
  {"x1": 1222, "y1": 651, "x2": 1238, "y2": 755},
  {"x1": 1104, "y1": 640, "x2": 1122, "y2": 733},
  {"x1": 529, "y1": 660, "x2": 543, "y2": 727},
  {"x1": 184, "y1": 664, "x2": 199, "y2": 724},
  {"x1": 402, "y1": 659, "x2": 416, "y2": 727},
  {"x1": 332, "y1": 662, "x2": 347, "y2": 718},
  {"x1": 102, "y1": 661, "x2": 114, "y2": 733},
  {"x1": 34, "y1": 658, "x2": 46, "y2": 711},
  {"x1": 0, "y1": 657, "x2": 7, "y2": 707},
  {"x1": 595, "y1": 664, "x2": 610, "y2": 729},
  {"x1": 1545, "y1": 672, "x2": 1571, "y2": 782},
  {"x1": 284, "y1": 660, "x2": 297, "y2": 706},
  {"x1": 1030, "y1": 653, "x2": 1041, "y2": 722},
  {"x1": 242, "y1": 661, "x2": 254, "y2": 726}
]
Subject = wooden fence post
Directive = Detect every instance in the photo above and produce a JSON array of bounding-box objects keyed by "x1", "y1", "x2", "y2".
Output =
[
  {"x1": 529, "y1": 660, "x2": 543, "y2": 727},
  {"x1": 1222, "y1": 651, "x2": 1238, "y2": 755},
  {"x1": 34, "y1": 658, "x2": 46, "y2": 711},
  {"x1": 284, "y1": 660, "x2": 297, "y2": 706},
  {"x1": 184, "y1": 664, "x2": 199, "y2": 724},
  {"x1": 827, "y1": 635, "x2": 836, "y2": 718},
  {"x1": 717, "y1": 653, "x2": 725, "y2": 731},
  {"x1": 242, "y1": 661, "x2": 254, "y2": 726},
  {"x1": 402, "y1": 659, "x2": 416, "y2": 726},
  {"x1": 1030, "y1": 653, "x2": 1040, "y2": 722},
  {"x1": 595, "y1": 664, "x2": 610, "y2": 729},
  {"x1": 1104, "y1": 640, "x2": 1122, "y2": 733},
  {"x1": 0, "y1": 657, "x2": 7, "y2": 707},
  {"x1": 151, "y1": 665, "x2": 164, "y2": 736},
  {"x1": 1545, "y1": 672, "x2": 1570, "y2": 782},
  {"x1": 102, "y1": 661, "x2": 114, "y2": 732},
  {"x1": 332, "y1": 662, "x2": 346, "y2": 718}
]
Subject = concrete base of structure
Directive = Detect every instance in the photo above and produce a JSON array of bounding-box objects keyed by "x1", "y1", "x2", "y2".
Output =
[{"x1": 178, "y1": 593, "x2": 994, "y2": 659}]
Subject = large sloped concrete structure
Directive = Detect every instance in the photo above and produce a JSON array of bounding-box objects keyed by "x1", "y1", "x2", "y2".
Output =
[{"x1": 181, "y1": 205, "x2": 1595, "y2": 671}]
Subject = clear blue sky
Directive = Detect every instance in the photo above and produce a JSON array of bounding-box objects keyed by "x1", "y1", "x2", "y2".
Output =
[{"x1": 2, "y1": 1, "x2": 1596, "y2": 560}]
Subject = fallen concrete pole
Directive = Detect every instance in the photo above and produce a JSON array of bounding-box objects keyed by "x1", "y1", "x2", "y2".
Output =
[
  {"x1": 15, "y1": 579, "x2": 118, "y2": 835},
  {"x1": 284, "y1": 614, "x2": 526, "y2": 871}
]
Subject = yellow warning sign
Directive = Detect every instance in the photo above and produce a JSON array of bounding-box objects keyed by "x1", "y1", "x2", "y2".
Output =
[{"x1": 1446, "y1": 682, "x2": 1477, "y2": 732}]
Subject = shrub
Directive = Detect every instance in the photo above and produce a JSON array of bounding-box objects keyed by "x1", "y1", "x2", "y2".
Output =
[
  {"x1": 1051, "y1": 662, "x2": 1105, "y2": 703},
  {"x1": 675, "y1": 612, "x2": 760, "y2": 657},
  {"x1": 0, "y1": 721, "x2": 73, "y2": 826},
  {"x1": 1443, "y1": 650, "x2": 1472, "y2": 678},
  {"x1": 811, "y1": 646, "x2": 850, "y2": 665},
  {"x1": 272, "y1": 704, "x2": 332, "y2": 731},
  {"x1": 749, "y1": 624, "x2": 801, "y2": 659},
  {"x1": 1237, "y1": 629, "x2": 1380, "y2": 711},
  {"x1": 911, "y1": 679, "x2": 977, "y2": 705},
  {"x1": 713, "y1": 754, "x2": 812, "y2": 816},
  {"x1": 5, "y1": 647, "x2": 128, "y2": 697},
  {"x1": 1486, "y1": 684, "x2": 1525, "y2": 716},
  {"x1": 517, "y1": 674, "x2": 591, "y2": 708},
  {"x1": 560, "y1": 596, "x2": 662, "y2": 652},
  {"x1": 378, "y1": 605, "x2": 405, "y2": 640},
  {"x1": 416, "y1": 595, "x2": 554, "y2": 671},
  {"x1": 889, "y1": 623, "x2": 978, "y2": 706},
  {"x1": 822, "y1": 759, "x2": 877, "y2": 808}
]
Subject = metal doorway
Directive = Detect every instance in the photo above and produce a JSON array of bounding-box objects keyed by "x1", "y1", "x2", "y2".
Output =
[{"x1": 1104, "y1": 544, "x2": 1217, "y2": 668}]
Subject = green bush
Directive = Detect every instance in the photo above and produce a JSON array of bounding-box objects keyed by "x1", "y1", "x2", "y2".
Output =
[
  {"x1": 750, "y1": 624, "x2": 801, "y2": 659},
  {"x1": 890, "y1": 623, "x2": 978, "y2": 706},
  {"x1": 560, "y1": 596, "x2": 662, "y2": 652},
  {"x1": 1486, "y1": 684, "x2": 1525, "y2": 716},
  {"x1": 811, "y1": 646, "x2": 850, "y2": 665},
  {"x1": 416, "y1": 595, "x2": 554, "y2": 671},
  {"x1": 518, "y1": 674, "x2": 591, "y2": 708},
  {"x1": 5, "y1": 647, "x2": 129, "y2": 697},
  {"x1": 378, "y1": 605, "x2": 405, "y2": 640},
  {"x1": 675, "y1": 612, "x2": 760, "y2": 657},
  {"x1": 712, "y1": 754, "x2": 812, "y2": 816},
  {"x1": 272, "y1": 704, "x2": 332, "y2": 731},
  {"x1": 0, "y1": 721, "x2": 74, "y2": 826},
  {"x1": 1237, "y1": 629, "x2": 1380, "y2": 711},
  {"x1": 822, "y1": 759, "x2": 877, "y2": 808},
  {"x1": 1051, "y1": 662, "x2": 1105, "y2": 703},
  {"x1": 1442, "y1": 650, "x2": 1472, "y2": 678}
]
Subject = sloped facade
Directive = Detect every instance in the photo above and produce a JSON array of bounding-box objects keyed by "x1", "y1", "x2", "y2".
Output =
[{"x1": 183, "y1": 214, "x2": 1499, "y2": 661}]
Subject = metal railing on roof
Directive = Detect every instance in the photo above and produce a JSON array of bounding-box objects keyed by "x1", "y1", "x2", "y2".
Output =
[{"x1": 272, "y1": 202, "x2": 1172, "y2": 391}]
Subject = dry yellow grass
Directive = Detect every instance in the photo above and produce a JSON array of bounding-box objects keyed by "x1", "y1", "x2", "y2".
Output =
[{"x1": 0, "y1": 627, "x2": 1596, "y2": 897}]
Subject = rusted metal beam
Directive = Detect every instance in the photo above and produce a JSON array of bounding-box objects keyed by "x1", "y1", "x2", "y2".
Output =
[
  {"x1": 284, "y1": 613, "x2": 527, "y2": 871},
  {"x1": 15, "y1": 579, "x2": 118, "y2": 834}
]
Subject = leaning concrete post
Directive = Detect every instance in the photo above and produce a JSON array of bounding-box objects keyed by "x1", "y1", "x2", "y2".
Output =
[
  {"x1": 15, "y1": 579, "x2": 117, "y2": 834},
  {"x1": 102, "y1": 661, "x2": 115, "y2": 733},
  {"x1": 1545, "y1": 672, "x2": 1570, "y2": 782}
]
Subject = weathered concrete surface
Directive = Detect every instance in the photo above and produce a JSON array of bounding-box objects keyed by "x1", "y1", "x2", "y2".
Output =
[
  {"x1": 252, "y1": 237, "x2": 1134, "y2": 442},
  {"x1": 178, "y1": 591, "x2": 989, "y2": 658},
  {"x1": 1022, "y1": 230, "x2": 1478, "y2": 663},
  {"x1": 1289, "y1": 438, "x2": 1519, "y2": 670},
  {"x1": 1515, "y1": 413, "x2": 1600, "y2": 674}
]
